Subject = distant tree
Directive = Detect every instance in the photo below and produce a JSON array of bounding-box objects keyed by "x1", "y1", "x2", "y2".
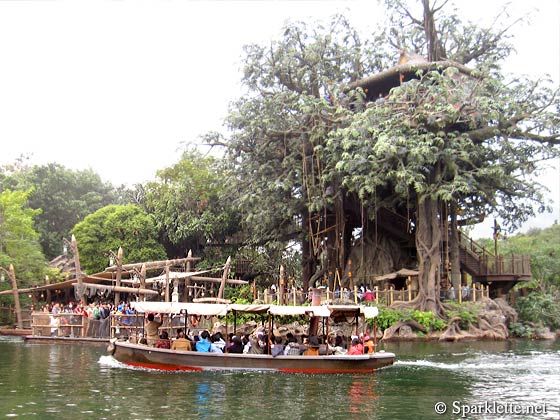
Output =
[
  {"x1": 0, "y1": 163, "x2": 118, "y2": 260},
  {"x1": 0, "y1": 189, "x2": 45, "y2": 288},
  {"x1": 141, "y1": 151, "x2": 240, "y2": 260},
  {"x1": 71, "y1": 204, "x2": 166, "y2": 274}
]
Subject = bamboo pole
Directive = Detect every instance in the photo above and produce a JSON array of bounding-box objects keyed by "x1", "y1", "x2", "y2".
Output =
[
  {"x1": 217, "y1": 256, "x2": 232, "y2": 300},
  {"x1": 165, "y1": 261, "x2": 170, "y2": 302},
  {"x1": 184, "y1": 250, "x2": 192, "y2": 302},
  {"x1": 106, "y1": 257, "x2": 200, "y2": 273},
  {"x1": 114, "y1": 247, "x2": 123, "y2": 307},
  {"x1": 7, "y1": 265, "x2": 23, "y2": 329},
  {"x1": 72, "y1": 283, "x2": 159, "y2": 295},
  {"x1": 375, "y1": 286, "x2": 379, "y2": 305},
  {"x1": 140, "y1": 263, "x2": 147, "y2": 301},
  {"x1": 279, "y1": 265, "x2": 285, "y2": 306},
  {"x1": 71, "y1": 235, "x2": 86, "y2": 306}
]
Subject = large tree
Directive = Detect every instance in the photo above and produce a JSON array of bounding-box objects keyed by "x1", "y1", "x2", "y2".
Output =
[
  {"x1": 326, "y1": 1, "x2": 559, "y2": 312},
  {"x1": 0, "y1": 162, "x2": 117, "y2": 260},
  {"x1": 72, "y1": 204, "x2": 166, "y2": 274},
  {"x1": 0, "y1": 189, "x2": 45, "y2": 287},
  {"x1": 209, "y1": 15, "x2": 385, "y2": 285},
  {"x1": 211, "y1": 1, "x2": 559, "y2": 308},
  {"x1": 140, "y1": 151, "x2": 240, "y2": 261}
]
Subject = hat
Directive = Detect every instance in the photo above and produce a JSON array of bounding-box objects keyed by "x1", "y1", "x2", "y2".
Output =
[{"x1": 364, "y1": 335, "x2": 370, "y2": 341}]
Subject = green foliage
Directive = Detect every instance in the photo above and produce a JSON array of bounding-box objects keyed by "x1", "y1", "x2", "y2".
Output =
[
  {"x1": 374, "y1": 307, "x2": 446, "y2": 332},
  {"x1": 514, "y1": 292, "x2": 560, "y2": 330},
  {"x1": 141, "y1": 151, "x2": 240, "y2": 261},
  {"x1": 0, "y1": 189, "x2": 45, "y2": 287},
  {"x1": 72, "y1": 204, "x2": 166, "y2": 274},
  {"x1": 0, "y1": 162, "x2": 117, "y2": 260},
  {"x1": 447, "y1": 302, "x2": 480, "y2": 330},
  {"x1": 411, "y1": 310, "x2": 447, "y2": 331}
]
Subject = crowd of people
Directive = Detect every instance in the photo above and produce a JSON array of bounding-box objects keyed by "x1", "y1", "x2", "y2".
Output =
[{"x1": 143, "y1": 314, "x2": 376, "y2": 357}]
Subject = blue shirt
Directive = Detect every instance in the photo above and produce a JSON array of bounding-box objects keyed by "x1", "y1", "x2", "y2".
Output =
[{"x1": 196, "y1": 338, "x2": 211, "y2": 352}]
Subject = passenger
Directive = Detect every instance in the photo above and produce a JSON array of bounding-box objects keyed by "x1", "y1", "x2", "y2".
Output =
[
  {"x1": 362, "y1": 334, "x2": 375, "y2": 354},
  {"x1": 283, "y1": 333, "x2": 301, "y2": 355},
  {"x1": 171, "y1": 329, "x2": 192, "y2": 351},
  {"x1": 227, "y1": 336, "x2": 244, "y2": 354},
  {"x1": 211, "y1": 332, "x2": 226, "y2": 352},
  {"x1": 249, "y1": 332, "x2": 267, "y2": 354},
  {"x1": 271, "y1": 336, "x2": 284, "y2": 357},
  {"x1": 303, "y1": 335, "x2": 320, "y2": 356},
  {"x1": 347, "y1": 336, "x2": 364, "y2": 355},
  {"x1": 242, "y1": 334, "x2": 252, "y2": 354},
  {"x1": 328, "y1": 335, "x2": 347, "y2": 355},
  {"x1": 156, "y1": 331, "x2": 171, "y2": 349},
  {"x1": 144, "y1": 313, "x2": 162, "y2": 347},
  {"x1": 210, "y1": 333, "x2": 224, "y2": 353},
  {"x1": 195, "y1": 330, "x2": 212, "y2": 352}
]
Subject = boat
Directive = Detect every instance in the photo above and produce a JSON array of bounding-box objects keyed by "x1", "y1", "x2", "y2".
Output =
[{"x1": 107, "y1": 301, "x2": 396, "y2": 374}]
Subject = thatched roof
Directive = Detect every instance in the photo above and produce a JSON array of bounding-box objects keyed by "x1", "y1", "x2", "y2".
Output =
[{"x1": 348, "y1": 60, "x2": 480, "y2": 102}]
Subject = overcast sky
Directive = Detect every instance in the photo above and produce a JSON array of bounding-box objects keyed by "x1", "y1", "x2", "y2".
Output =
[{"x1": 0, "y1": 0, "x2": 558, "y2": 239}]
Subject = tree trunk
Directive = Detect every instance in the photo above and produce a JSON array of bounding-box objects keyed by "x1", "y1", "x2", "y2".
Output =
[
  {"x1": 449, "y1": 204, "x2": 461, "y2": 297},
  {"x1": 414, "y1": 194, "x2": 441, "y2": 313}
]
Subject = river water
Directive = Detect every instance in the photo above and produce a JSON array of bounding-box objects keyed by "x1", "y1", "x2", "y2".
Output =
[{"x1": 0, "y1": 336, "x2": 558, "y2": 420}]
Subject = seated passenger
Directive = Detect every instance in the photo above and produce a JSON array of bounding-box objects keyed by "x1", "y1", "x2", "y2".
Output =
[
  {"x1": 283, "y1": 334, "x2": 301, "y2": 355},
  {"x1": 156, "y1": 331, "x2": 171, "y2": 349},
  {"x1": 211, "y1": 332, "x2": 226, "y2": 352},
  {"x1": 249, "y1": 333, "x2": 268, "y2": 354},
  {"x1": 195, "y1": 330, "x2": 212, "y2": 352},
  {"x1": 328, "y1": 335, "x2": 347, "y2": 355},
  {"x1": 171, "y1": 330, "x2": 192, "y2": 351},
  {"x1": 347, "y1": 337, "x2": 364, "y2": 355},
  {"x1": 303, "y1": 335, "x2": 320, "y2": 356},
  {"x1": 227, "y1": 336, "x2": 244, "y2": 354},
  {"x1": 271, "y1": 336, "x2": 284, "y2": 357},
  {"x1": 362, "y1": 334, "x2": 375, "y2": 354},
  {"x1": 210, "y1": 333, "x2": 224, "y2": 353}
]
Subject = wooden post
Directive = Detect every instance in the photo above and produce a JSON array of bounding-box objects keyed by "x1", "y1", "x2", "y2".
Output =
[
  {"x1": 217, "y1": 257, "x2": 232, "y2": 300},
  {"x1": 326, "y1": 286, "x2": 330, "y2": 303},
  {"x1": 165, "y1": 261, "x2": 170, "y2": 302},
  {"x1": 114, "y1": 247, "x2": 123, "y2": 307},
  {"x1": 293, "y1": 286, "x2": 297, "y2": 306},
  {"x1": 408, "y1": 287, "x2": 412, "y2": 302},
  {"x1": 140, "y1": 263, "x2": 147, "y2": 301},
  {"x1": 71, "y1": 235, "x2": 87, "y2": 306},
  {"x1": 278, "y1": 265, "x2": 285, "y2": 305},
  {"x1": 184, "y1": 250, "x2": 192, "y2": 302},
  {"x1": 375, "y1": 286, "x2": 379, "y2": 305},
  {"x1": 389, "y1": 287, "x2": 394, "y2": 305},
  {"x1": 354, "y1": 285, "x2": 358, "y2": 304},
  {"x1": 45, "y1": 275, "x2": 51, "y2": 305},
  {"x1": 7, "y1": 265, "x2": 23, "y2": 329}
]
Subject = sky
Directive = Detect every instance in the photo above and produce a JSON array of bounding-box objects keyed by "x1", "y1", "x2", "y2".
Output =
[{"x1": 0, "y1": 0, "x2": 558, "y2": 239}]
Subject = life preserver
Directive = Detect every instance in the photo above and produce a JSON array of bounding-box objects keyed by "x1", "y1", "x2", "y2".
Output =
[{"x1": 190, "y1": 314, "x2": 201, "y2": 327}]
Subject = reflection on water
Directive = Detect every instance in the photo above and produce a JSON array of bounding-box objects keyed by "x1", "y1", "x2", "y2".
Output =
[{"x1": 0, "y1": 336, "x2": 558, "y2": 419}]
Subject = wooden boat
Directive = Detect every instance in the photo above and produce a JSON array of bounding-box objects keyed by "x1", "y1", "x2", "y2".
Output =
[{"x1": 107, "y1": 302, "x2": 395, "y2": 374}]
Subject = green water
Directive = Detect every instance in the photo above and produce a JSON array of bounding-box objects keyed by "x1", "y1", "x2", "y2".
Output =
[{"x1": 0, "y1": 337, "x2": 558, "y2": 419}]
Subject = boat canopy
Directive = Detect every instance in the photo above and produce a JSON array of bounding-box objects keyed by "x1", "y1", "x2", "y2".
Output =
[{"x1": 130, "y1": 302, "x2": 378, "y2": 319}]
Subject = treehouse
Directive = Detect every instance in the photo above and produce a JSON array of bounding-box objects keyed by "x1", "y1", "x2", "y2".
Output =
[{"x1": 306, "y1": 57, "x2": 531, "y2": 299}]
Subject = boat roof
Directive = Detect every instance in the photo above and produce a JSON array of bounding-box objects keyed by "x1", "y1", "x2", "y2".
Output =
[{"x1": 130, "y1": 302, "x2": 379, "y2": 319}]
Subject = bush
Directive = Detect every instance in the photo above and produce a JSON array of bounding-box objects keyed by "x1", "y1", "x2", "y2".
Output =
[
  {"x1": 374, "y1": 307, "x2": 447, "y2": 332},
  {"x1": 446, "y1": 302, "x2": 480, "y2": 330},
  {"x1": 515, "y1": 292, "x2": 560, "y2": 330}
]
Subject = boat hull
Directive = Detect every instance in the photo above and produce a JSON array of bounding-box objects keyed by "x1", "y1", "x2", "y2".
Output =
[{"x1": 110, "y1": 341, "x2": 395, "y2": 374}]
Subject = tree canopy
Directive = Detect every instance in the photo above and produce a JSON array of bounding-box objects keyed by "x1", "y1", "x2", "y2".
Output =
[
  {"x1": 0, "y1": 189, "x2": 45, "y2": 287},
  {"x1": 0, "y1": 162, "x2": 118, "y2": 260},
  {"x1": 209, "y1": 0, "x2": 560, "y2": 311},
  {"x1": 71, "y1": 204, "x2": 166, "y2": 274}
]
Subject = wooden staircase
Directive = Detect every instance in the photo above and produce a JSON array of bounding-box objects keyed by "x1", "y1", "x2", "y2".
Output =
[{"x1": 376, "y1": 208, "x2": 532, "y2": 295}]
